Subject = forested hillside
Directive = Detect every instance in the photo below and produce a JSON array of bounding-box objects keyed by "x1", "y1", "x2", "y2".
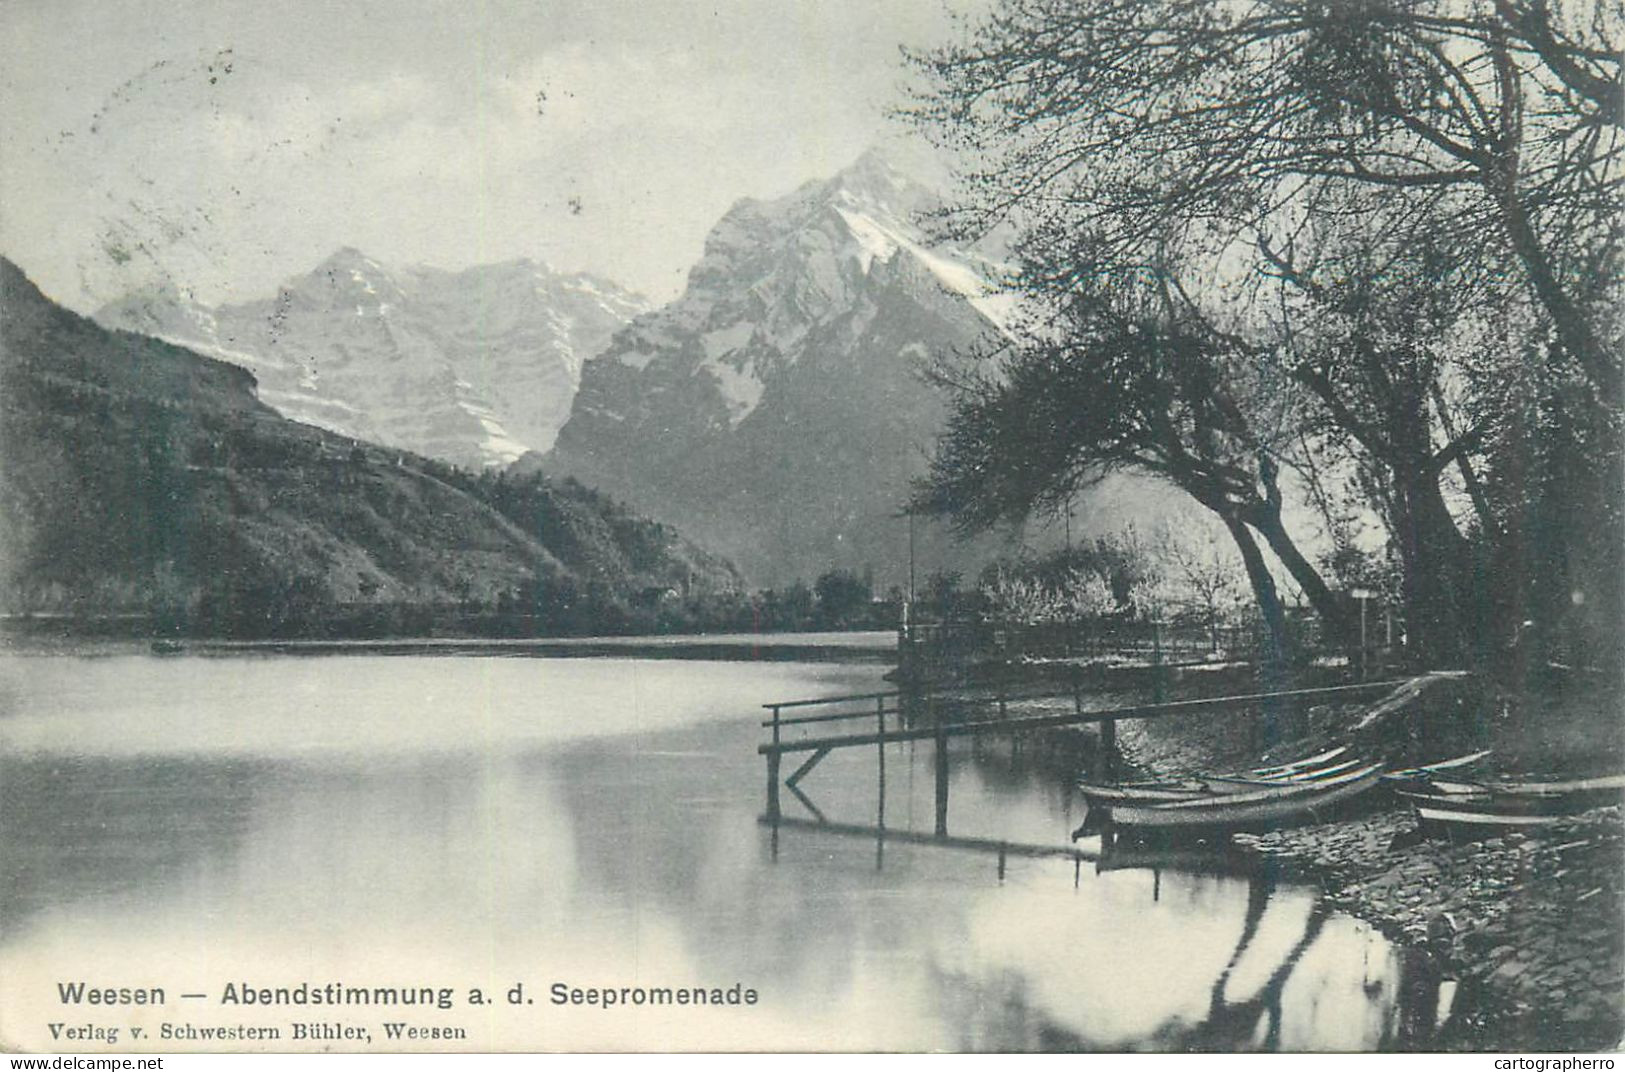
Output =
[{"x1": 0, "y1": 258, "x2": 739, "y2": 637}]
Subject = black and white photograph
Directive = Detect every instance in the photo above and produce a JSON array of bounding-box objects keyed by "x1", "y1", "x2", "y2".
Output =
[{"x1": 0, "y1": 0, "x2": 1620, "y2": 1055}]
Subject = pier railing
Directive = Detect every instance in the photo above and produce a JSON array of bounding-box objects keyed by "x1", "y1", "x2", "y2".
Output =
[
  {"x1": 758, "y1": 678, "x2": 1404, "y2": 837},
  {"x1": 760, "y1": 677, "x2": 1109, "y2": 780},
  {"x1": 897, "y1": 607, "x2": 1406, "y2": 680}
]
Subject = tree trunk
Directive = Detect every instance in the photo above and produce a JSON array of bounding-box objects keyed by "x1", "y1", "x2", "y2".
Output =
[
  {"x1": 1430, "y1": 382, "x2": 1498, "y2": 539},
  {"x1": 1221, "y1": 514, "x2": 1290, "y2": 698},
  {"x1": 1389, "y1": 465, "x2": 1475, "y2": 668},
  {"x1": 1243, "y1": 504, "x2": 1355, "y2": 652},
  {"x1": 1222, "y1": 516, "x2": 1287, "y2": 675}
]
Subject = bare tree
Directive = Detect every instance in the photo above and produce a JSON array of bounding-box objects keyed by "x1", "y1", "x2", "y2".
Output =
[
  {"x1": 908, "y1": 0, "x2": 1623, "y2": 399},
  {"x1": 913, "y1": 289, "x2": 1350, "y2": 662},
  {"x1": 907, "y1": 0, "x2": 1623, "y2": 668}
]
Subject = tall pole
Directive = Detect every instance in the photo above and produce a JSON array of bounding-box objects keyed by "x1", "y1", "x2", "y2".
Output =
[
  {"x1": 766, "y1": 705, "x2": 782, "y2": 825},
  {"x1": 1360, "y1": 597, "x2": 1369, "y2": 681},
  {"x1": 1350, "y1": 588, "x2": 1374, "y2": 681},
  {"x1": 1152, "y1": 618, "x2": 1165, "y2": 705},
  {"x1": 908, "y1": 509, "x2": 917, "y2": 603}
]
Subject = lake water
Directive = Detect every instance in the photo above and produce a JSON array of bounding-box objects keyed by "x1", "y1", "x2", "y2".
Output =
[{"x1": 0, "y1": 651, "x2": 1450, "y2": 1051}]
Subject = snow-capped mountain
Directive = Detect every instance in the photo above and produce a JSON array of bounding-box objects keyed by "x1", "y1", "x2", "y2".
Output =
[
  {"x1": 96, "y1": 250, "x2": 649, "y2": 468},
  {"x1": 534, "y1": 150, "x2": 1022, "y2": 586}
]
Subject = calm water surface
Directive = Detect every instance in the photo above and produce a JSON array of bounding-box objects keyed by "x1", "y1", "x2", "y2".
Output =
[{"x1": 0, "y1": 653, "x2": 1447, "y2": 1051}]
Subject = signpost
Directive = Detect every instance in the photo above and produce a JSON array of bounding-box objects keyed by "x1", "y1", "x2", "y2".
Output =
[{"x1": 1351, "y1": 588, "x2": 1375, "y2": 680}]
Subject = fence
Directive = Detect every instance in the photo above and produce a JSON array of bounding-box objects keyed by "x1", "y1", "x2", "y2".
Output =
[{"x1": 900, "y1": 606, "x2": 1395, "y2": 672}]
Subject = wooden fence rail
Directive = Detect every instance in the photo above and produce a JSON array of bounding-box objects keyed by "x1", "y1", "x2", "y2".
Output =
[{"x1": 758, "y1": 678, "x2": 1402, "y2": 836}]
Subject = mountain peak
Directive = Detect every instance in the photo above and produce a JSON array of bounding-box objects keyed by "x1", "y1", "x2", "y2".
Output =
[
  {"x1": 545, "y1": 153, "x2": 1017, "y2": 586},
  {"x1": 94, "y1": 249, "x2": 648, "y2": 469},
  {"x1": 460, "y1": 255, "x2": 540, "y2": 272},
  {"x1": 292, "y1": 247, "x2": 405, "y2": 309},
  {"x1": 307, "y1": 246, "x2": 395, "y2": 283},
  {"x1": 838, "y1": 148, "x2": 912, "y2": 194},
  {"x1": 824, "y1": 150, "x2": 943, "y2": 233},
  {"x1": 319, "y1": 245, "x2": 376, "y2": 268}
]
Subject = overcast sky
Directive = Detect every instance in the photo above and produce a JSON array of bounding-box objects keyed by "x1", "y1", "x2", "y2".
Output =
[{"x1": 1, "y1": 0, "x2": 978, "y2": 312}]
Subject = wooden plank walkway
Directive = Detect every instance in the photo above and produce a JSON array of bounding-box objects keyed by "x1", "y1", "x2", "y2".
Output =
[
  {"x1": 758, "y1": 678, "x2": 1403, "y2": 834},
  {"x1": 759, "y1": 680, "x2": 1399, "y2": 756}
]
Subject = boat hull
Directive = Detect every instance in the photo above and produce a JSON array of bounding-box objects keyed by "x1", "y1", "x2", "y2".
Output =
[
  {"x1": 1400, "y1": 775, "x2": 1625, "y2": 837},
  {"x1": 1105, "y1": 765, "x2": 1385, "y2": 833},
  {"x1": 1077, "y1": 751, "x2": 1364, "y2": 809}
]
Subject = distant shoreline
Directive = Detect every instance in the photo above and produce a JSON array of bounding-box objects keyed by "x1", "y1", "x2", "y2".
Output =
[{"x1": 1, "y1": 630, "x2": 900, "y2": 664}]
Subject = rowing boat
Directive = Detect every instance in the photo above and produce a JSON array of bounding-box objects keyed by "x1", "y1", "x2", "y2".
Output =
[
  {"x1": 1249, "y1": 746, "x2": 1349, "y2": 777},
  {"x1": 1400, "y1": 773, "x2": 1625, "y2": 835},
  {"x1": 1380, "y1": 749, "x2": 1494, "y2": 787},
  {"x1": 1203, "y1": 757, "x2": 1363, "y2": 788},
  {"x1": 1102, "y1": 763, "x2": 1386, "y2": 833},
  {"x1": 1078, "y1": 751, "x2": 1361, "y2": 807}
]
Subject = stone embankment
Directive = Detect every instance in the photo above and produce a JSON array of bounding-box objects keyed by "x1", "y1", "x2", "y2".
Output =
[
  {"x1": 1109, "y1": 671, "x2": 1624, "y2": 1052},
  {"x1": 1233, "y1": 808, "x2": 1623, "y2": 1050}
]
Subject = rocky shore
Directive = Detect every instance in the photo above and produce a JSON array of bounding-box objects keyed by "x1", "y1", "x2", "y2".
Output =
[
  {"x1": 1105, "y1": 670, "x2": 1625, "y2": 1052},
  {"x1": 1232, "y1": 807, "x2": 1623, "y2": 1050}
]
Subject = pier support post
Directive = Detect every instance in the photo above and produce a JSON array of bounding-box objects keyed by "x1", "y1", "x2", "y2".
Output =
[
  {"x1": 934, "y1": 733, "x2": 949, "y2": 837},
  {"x1": 876, "y1": 697, "x2": 887, "y2": 828},
  {"x1": 1098, "y1": 717, "x2": 1117, "y2": 779},
  {"x1": 875, "y1": 697, "x2": 888, "y2": 872},
  {"x1": 1152, "y1": 621, "x2": 1165, "y2": 705},
  {"x1": 766, "y1": 705, "x2": 782, "y2": 823},
  {"x1": 934, "y1": 695, "x2": 949, "y2": 837},
  {"x1": 766, "y1": 753, "x2": 781, "y2": 823}
]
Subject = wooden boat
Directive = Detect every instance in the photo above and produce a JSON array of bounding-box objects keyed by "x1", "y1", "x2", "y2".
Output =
[
  {"x1": 1078, "y1": 781, "x2": 1215, "y2": 806},
  {"x1": 1403, "y1": 778, "x2": 1486, "y2": 796},
  {"x1": 1249, "y1": 746, "x2": 1349, "y2": 778},
  {"x1": 1380, "y1": 749, "x2": 1494, "y2": 787},
  {"x1": 1202, "y1": 757, "x2": 1363, "y2": 788},
  {"x1": 1105, "y1": 743, "x2": 1358, "y2": 786},
  {"x1": 1078, "y1": 750, "x2": 1360, "y2": 807},
  {"x1": 1102, "y1": 763, "x2": 1386, "y2": 834},
  {"x1": 1400, "y1": 773, "x2": 1625, "y2": 835},
  {"x1": 1475, "y1": 773, "x2": 1623, "y2": 797}
]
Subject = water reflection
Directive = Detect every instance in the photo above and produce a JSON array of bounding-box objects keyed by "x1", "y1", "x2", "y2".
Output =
[{"x1": 0, "y1": 653, "x2": 1451, "y2": 1051}]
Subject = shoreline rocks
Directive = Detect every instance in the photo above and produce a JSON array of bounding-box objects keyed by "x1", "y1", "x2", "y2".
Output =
[
  {"x1": 1233, "y1": 808, "x2": 1623, "y2": 1051},
  {"x1": 1103, "y1": 678, "x2": 1625, "y2": 1052}
]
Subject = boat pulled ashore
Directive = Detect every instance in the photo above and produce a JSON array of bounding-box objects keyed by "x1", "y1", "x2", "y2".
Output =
[
  {"x1": 1076, "y1": 746, "x2": 1356, "y2": 808},
  {"x1": 1096, "y1": 763, "x2": 1387, "y2": 834},
  {"x1": 1379, "y1": 749, "x2": 1495, "y2": 788},
  {"x1": 1397, "y1": 772, "x2": 1625, "y2": 837}
]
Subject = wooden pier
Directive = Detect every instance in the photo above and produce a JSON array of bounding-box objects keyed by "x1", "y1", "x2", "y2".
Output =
[{"x1": 759, "y1": 678, "x2": 1400, "y2": 837}]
